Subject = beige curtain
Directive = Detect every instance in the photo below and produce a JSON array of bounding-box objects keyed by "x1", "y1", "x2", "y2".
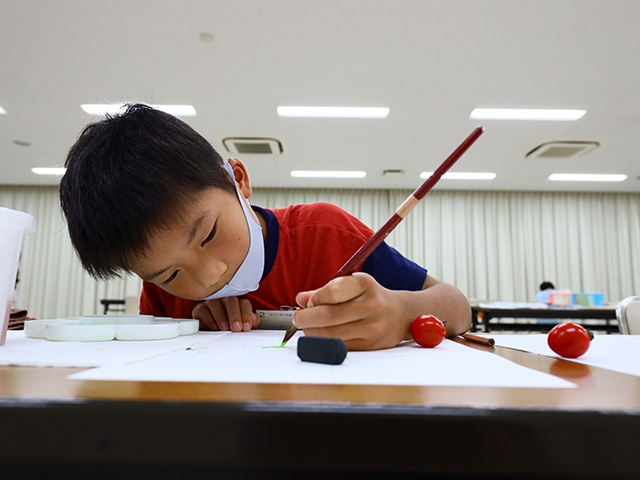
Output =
[
  {"x1": 1, "y1": 186, "x2": 142, "y2": 319},
  {"x1": 1, "y1": 185, "x2": 638, "y2": 319},
  {"x1": 252, "y1": 188, "x2": 640, "y2": 304}
]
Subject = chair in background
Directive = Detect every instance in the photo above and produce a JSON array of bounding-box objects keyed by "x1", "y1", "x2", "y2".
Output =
[
  {"x1": 100, "y1": 297, "x2": 140, "y2": 315},
  {"x1": 616, "y1": 296, "x2": 640, "y2": 334},
  {"x1": 100, "y1": 299, "x2": 124, "y2": 315}
]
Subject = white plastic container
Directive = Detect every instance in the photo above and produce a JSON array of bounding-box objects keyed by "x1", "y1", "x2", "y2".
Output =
[{"x1": 0, "y1": 207, "x2": 35, "y2": 345}]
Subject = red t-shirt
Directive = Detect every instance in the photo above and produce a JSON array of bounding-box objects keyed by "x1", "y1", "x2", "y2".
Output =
[{"x1": 139, "y1": 202, "x2": 426, "y2": 318}]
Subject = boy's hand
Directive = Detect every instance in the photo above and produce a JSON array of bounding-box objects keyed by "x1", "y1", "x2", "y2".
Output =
[
  {"x1": 192, "y1": 297, "x2": 260, "y2": 332},
  {"x1": 293, "y1": 272, "x2": 409, "y2": 351}
]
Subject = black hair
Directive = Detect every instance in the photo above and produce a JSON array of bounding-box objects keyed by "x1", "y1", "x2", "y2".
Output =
[
  {"x1": 539, "y1": 281, "x2": 555, "y2": 291},
  {"x1": 60, "y1": 103, "x2": 235, "y2": 279}
]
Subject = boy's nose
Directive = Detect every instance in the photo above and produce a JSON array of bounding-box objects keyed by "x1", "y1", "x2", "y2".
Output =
[{"x1": 198, "y1": 260, "x2": 228, "y2": 291}]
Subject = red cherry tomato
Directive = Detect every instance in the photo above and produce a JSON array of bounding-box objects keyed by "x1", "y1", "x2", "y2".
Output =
[
  {"x1": 547, "y1": 322, "x2": 593, "y2": 358},
  {"x1": 411, "y1": 314, "x2": 446, "y2": 348}
]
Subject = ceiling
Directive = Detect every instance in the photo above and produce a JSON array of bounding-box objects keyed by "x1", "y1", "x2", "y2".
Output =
[{"x1": 1, "y1": 0, "x2": 639, "y2": 192}]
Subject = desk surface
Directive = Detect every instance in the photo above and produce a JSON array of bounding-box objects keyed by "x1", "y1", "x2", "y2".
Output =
[
  {"x1": 0, "y1": 338, "x2": 637, "y2": 409},
  {"x1": 1, "y1": 336, "x2": 639, "y2": 479}
]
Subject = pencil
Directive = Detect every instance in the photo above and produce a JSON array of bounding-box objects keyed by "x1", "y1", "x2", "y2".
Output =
[
  {"x1": 280, "y1": 126, "x2": 485, "y2": 346},
  {"x1": 460, "y1": 333, "x2": 495, "y2": 347}
]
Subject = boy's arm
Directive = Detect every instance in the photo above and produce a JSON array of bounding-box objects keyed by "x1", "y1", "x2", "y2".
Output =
[
  {"x1": 293, "y1": 273, "x2": 471, "y2": 351},
  {"x1": 408, "y1": 274, "x2": 472, "y2": 339}
]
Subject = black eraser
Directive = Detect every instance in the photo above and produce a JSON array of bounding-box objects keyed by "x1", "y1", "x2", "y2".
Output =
[{"x1": 297, "y1": 336, "x2": 348, "y2": 365}]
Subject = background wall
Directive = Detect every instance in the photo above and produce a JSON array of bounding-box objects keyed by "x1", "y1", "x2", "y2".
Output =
[{"x1": 2, "y1": 185, "x2": 639, "y2": 319}]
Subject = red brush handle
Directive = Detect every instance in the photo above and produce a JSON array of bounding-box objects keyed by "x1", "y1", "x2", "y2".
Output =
[
  {"x1": 334, "y1": 126, "x2": 484, "y2": 278},
  {"x1": 280, "y1": 126, "x2": 483, "y2": 346}
]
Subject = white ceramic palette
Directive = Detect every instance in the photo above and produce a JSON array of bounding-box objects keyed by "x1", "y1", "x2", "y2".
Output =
[{"x1": 24, "y1": 315, "x2": 199, "y2": 342}]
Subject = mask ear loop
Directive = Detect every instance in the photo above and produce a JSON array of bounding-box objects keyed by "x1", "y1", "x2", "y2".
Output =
[
  {"x1": 223, "y1": 160, "x2": 237, "y2": 189},
  {"x1": 194, "y1": 162, "x2": 265, "y2": 301},
  {"x1": 224, "y1": 161, "x2": 260, "y2": 227}
]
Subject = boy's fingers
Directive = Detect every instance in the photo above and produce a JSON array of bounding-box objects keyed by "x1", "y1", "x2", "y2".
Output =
[
  {"x1": 295, "y1": 290, "x2": 313, "y2": 309},
  {"x1": 293, "y1": 274, "x2": 378, "y2": 329},
  {"x1": 249, "y1": 302, "x2": 261, "y2": 328},
  {"x1": 192, "y1": 303, "x2": 218, "y2": 331},
  {"x1": 218, "y1": 297, "x2": 257, "y2": 332},
  {"x1": 193, "y1": 298, "x2": 258, "y2": 332},
  {"x1": 204, "y1": 299, "x2": 231, "y2": 331},
  {"x1": 238, "y1": 298, "x2": 257, "y2": 331},
  {"x1": 303, "y1": 273, "x2": 370, "y2": 308},
  {"x1": 302, "y1": 317, "x2": 398, "y2": 351},
  {"x1": 220, "y1": 297, "x2": 244, "y2": 332},
  {"x1": 293, "y1": 299, "x2": 362, "y2": 329},
  {"x1": 302, "y1": 319, "x2": 388, "y2": 350},
  {"x1": 301, "y1": 321, "x2": 361, "y2": 342}
]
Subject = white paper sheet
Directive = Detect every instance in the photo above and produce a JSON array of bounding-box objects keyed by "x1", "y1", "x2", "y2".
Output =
[
  {"x1": 0, "y1": 330, "x2": 215, "y2": 367},
  {"x1": 490, "y1": 333, "x2": 640, "y2": 377},
  {"x1": 69, "y1": 330, "x2": 574, "y2": 388}
]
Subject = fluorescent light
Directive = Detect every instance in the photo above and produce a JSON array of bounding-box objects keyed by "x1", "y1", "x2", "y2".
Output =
[
  {"x1": 291, "y1": 170, "x2": 367, "y2": 178},
  {"x1": 548, "y1": 173, "x2": 627, "y2": 182},
  {"x1": 0, "y1": 106, "x2": 6, "y2": 114},
  {"x1": 420, "y1": 172, "x2": 497, "y2": 180},
  {"x1": 277, "y1": 106, "x2": 389, "y2": 118},
  {"x1": 470, "y1": 108, "x2": 586, "y2": 121},
  {"x1": 81, "y1": 104, "x2": 197, "y2": 116},
  {"x1": 32, "y1": 167, "x2": 67, "y2": 176}
]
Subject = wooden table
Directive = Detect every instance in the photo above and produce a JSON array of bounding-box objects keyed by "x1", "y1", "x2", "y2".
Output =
[
  {"x1": 472, "y1": 304, "x2": 619, "y2": 333},
  {"x1": 1, "y1": 337, "x2": 639, "y2": 479}
]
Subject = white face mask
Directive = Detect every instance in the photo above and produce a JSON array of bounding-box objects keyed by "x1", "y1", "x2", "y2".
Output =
[{"x1": 197, "y1": 161, "x2": 265, "y2": 301}]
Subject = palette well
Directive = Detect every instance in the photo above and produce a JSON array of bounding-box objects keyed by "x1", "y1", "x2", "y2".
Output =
[{"x1": 24, "y1": 315, "x2": 199, "y2": 342}]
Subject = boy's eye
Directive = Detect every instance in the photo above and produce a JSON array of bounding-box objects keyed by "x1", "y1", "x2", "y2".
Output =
[
  {"x1": 162, "y1": 270, "x2": 179, "y2": 285},
  {"x1": 201, "y1": 223, "x2": 217, "y2": 247}
]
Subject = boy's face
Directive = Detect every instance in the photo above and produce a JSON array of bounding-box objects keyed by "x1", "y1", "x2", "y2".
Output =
[{"x1": 130, "y1": 160, "x2": 263, "y2": 300}]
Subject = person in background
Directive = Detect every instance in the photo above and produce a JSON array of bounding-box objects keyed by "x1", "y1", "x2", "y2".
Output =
[{"x1": 535, "y1": 281, "x2": 557, "y2": 304}]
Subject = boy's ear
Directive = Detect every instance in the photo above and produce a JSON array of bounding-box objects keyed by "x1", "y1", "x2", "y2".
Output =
[{"x1": 228, "y1": 158, "x2": 252, "y2": 199}]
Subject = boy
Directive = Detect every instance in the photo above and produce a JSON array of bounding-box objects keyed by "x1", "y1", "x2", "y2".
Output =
[{"x1": 60, "y1": 104, "x2": 471, "y2": 350}]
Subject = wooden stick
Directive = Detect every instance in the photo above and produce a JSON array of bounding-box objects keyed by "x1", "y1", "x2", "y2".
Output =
[{"x1": 460, "y1": 333, "x2": 495, "y2": 347}]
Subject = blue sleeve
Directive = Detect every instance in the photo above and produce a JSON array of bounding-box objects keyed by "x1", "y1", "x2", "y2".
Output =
[{"x1": 361, "y1": 241, "x2": 427, "y2": 291}]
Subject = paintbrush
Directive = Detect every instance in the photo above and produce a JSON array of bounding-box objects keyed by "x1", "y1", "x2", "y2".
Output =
[{"x1": 280, "y1": 126, "x2": 484, "y2": 346}]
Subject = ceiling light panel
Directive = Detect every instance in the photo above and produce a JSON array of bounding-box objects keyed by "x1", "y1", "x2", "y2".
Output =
[
  {"x1": 81, "y1": 104, "x2": 196, "y2": 116},
  {"x1": 32, "y1": 167, "x2": 67, "y2": 176},
  {"x1": 548, "y1": 173, "x2": 627, "y2": 182},
  {"x1": 470, "y1": 108, "x2": 586, "y2": 121},
  {"x1": 277, "y1": 106, "x2": 389, "y2": 118},
  {"x1": 0, "y1": 106, "x2": 6, "y2": 114},
  {"x1": 420, "y1": 172, "x2": 497, "y2": 180},
  {"x1": 291, "y1": 170, "x2": 367, "y2": 178}
]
